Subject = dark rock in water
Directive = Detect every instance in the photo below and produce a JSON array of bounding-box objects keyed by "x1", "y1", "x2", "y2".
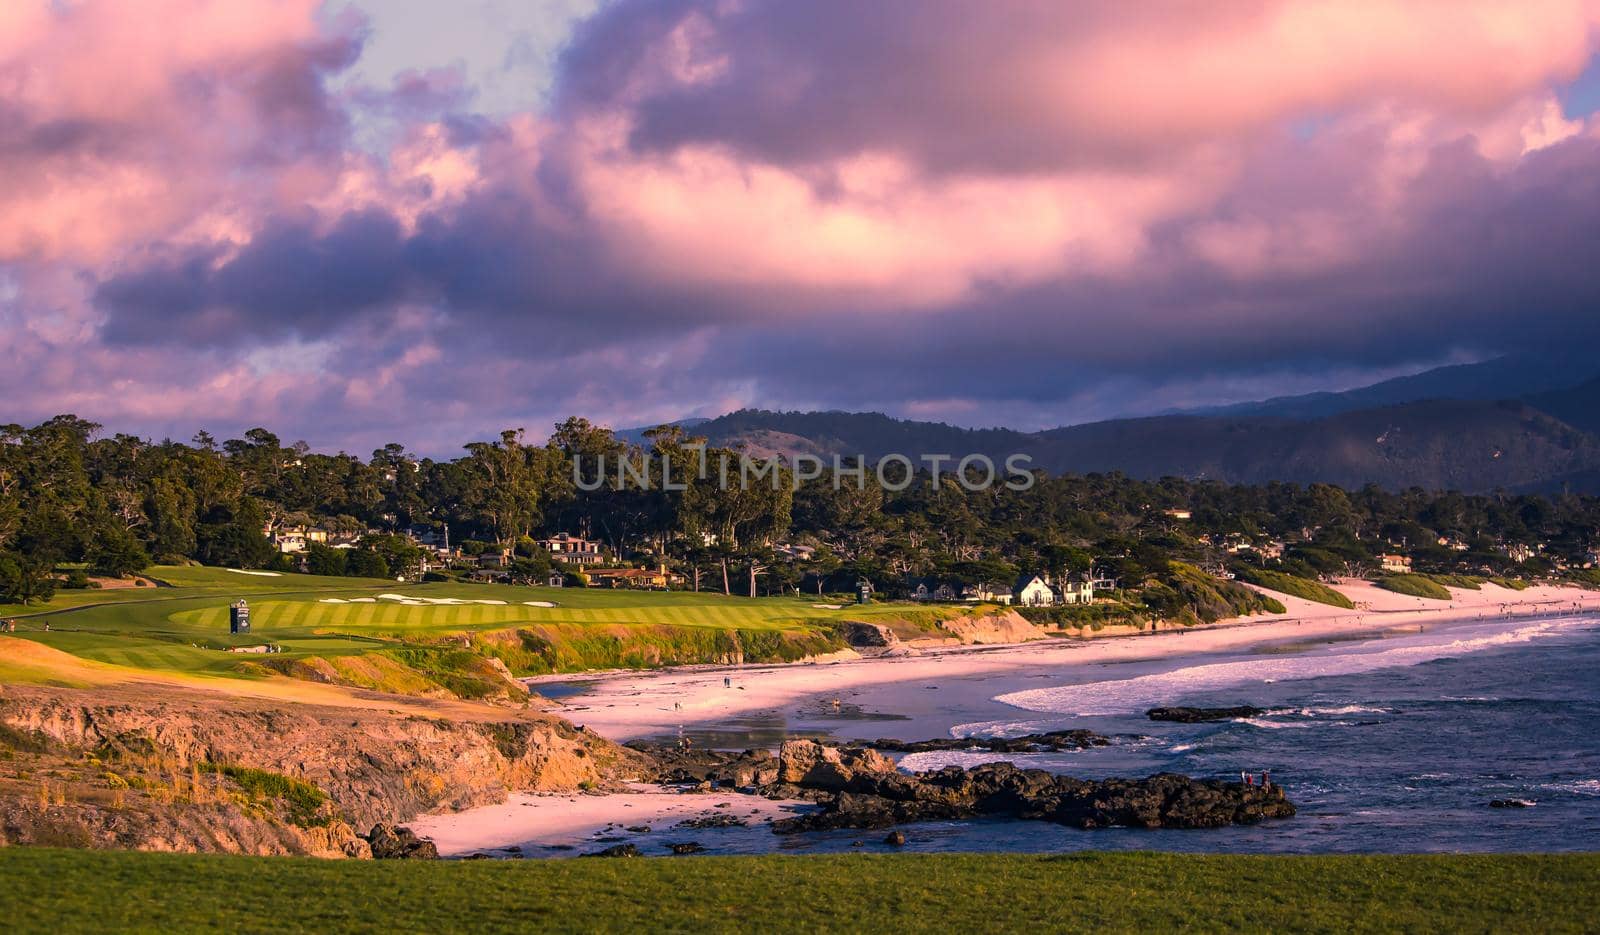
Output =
[
  {"x1": 630, "y1": 733, "x2": 1108, "y2": 791},
  {"x1": 1146, "y1": 706, "x2": 1265, "y2": 723},
  {"x1": 863, "y1": 729, "x2": 1109, "y2": 753},
  {"x1": 625, "y1": 825, "x2": 652, "y2": 833},
  {"x1": 667, "y1": 842, "x2": 707, "y2": 854},
  {"x1": 585, "y1": 843, "x2": 640, "y2": 858},
  {"x1": 676, "y1": 813, "x2": 748, "y2": 829},
  {"x1": 884, "y1": 830, "x2": 907, "y2": 846},
  {"x1": 630, "y1": 737, "x2": 1293, "y2": 838},
  {"x1": 1489, "y1": 799, "x2": 1536, "y2": 808},
  {"x1": 768, "y1": 744, "x2": 1295, "y2": 835},
  {"x1": 366, "y1": 824, "x2": 439, "y2": 860}
]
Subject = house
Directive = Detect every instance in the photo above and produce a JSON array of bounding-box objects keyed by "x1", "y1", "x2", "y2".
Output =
[
  {"x1": 477, "y1": 548, "x2": 514, "y2": 570},
  {"x1": 960, "y1": 582, "x2": 1012, "y2": 604},
  {"x1": 908, "y1": 578, "x2": 958, "y2": 602},
  {"x1": 1379, "y1": 554, "x2": 1412, "y2": 573},
  {"x1": 586, "y1": 566, "x2": 681, "y2": 590},
  {"x1": 1163, "y1": 508, "x2": 1192, "y2": 521},
  {"x1": 546, "y1": 571, "x2": 566, "y2": 588},
  {"x1": 1258, "y1": 540, "x2": 1286, "y2": 561},
  {"x1": 1054, "y1": 574, "x2": 1095, "y2": 605},
  {"x1": 268, "y1": 525, "x2": 330, "y2": 554},
  {"x1": 1501, "y1": 543, "x2": 1537, "y2": 563},
  {"x1": 1013, "y1": 573, "x2": 1056, "y2": 607},
  {"x1": 537, "y1": 533, "x2": 604, "y2": 566}
]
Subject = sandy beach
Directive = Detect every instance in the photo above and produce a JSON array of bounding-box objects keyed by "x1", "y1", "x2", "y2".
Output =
[
  {"x1": 407, "y1": 785, "x2": 810, "y2": 857},
  {"x1": 535, "y1": 581, "x2": 1600, "y2": 741}
]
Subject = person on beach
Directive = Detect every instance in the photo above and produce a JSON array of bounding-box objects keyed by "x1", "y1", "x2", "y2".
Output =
[{"x1": 723, "y1": 676, "x2": 731, "y2": 689}]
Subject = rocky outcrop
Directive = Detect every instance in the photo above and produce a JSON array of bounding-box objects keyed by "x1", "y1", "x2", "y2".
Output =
[
  {"x1": 840, "y1": 622, "x2": 899, "y2": 648},
  {"x1": 631, "y1": 731, "x2": 1111, "y2": 791},
  {"x1": 863, "y1": 730, "x2": 1109, "y2": 754},
  {"x1": 776, "y1": 739, "x2": 897, "y2": 790},
  {"x1": 769, "y1": 756, "x2": 1295, "y2": 834},
  {"x1": 0, "y1": 683, "x2": 646, "y2": 857},
  {"x1": 634, "y1": 736, "x2": 1293, "y2": 837},
  {"x1": 366, "y1": 823, "x2": 438, "y2": 859},
  {"x1": 1146, "y1": 706, "x2": 1265, "y2": 723}
]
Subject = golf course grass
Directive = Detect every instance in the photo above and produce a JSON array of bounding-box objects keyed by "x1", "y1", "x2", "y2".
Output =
[
  {"x1": 0, "y1": 848, "x2": 1594, "y2": 934},
  {"x1": 0, "y1": 566, "x2": 958, "y2": 686}
]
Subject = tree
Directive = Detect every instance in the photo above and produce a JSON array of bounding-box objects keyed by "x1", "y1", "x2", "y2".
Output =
[
  {"x1": 345, "y1": 548, "x2": 389, "y2": 579},
  {"x1": 87, "y1": 523, "x2": 151, "y2": 577},
  {"x1": 360, "y1": 534, "x2": 425, "y2": 580},
  {"x1": 0, "y1": 551, "x2": 56, "y2": 605},
  {"x1": 305, "y1": 543, "x2": 349, "y2": 577}
]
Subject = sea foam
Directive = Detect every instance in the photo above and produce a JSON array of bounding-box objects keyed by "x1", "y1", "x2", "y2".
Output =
[{"x1": 992, "y1": 618, "x2": 1590, "y2": 717}]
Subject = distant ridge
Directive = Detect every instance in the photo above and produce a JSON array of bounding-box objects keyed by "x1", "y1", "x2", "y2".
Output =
[
  {"x1": 612, "y1": 357, "x2": 1600, "y2": 492},
  {"x1": 674, "y1": 399, "x2": 1600, "y2": 493},
  {"x1": 1186, "y1": 354, "x2": 1600, "y2": 420}
]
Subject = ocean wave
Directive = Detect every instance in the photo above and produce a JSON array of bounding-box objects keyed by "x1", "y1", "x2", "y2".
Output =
[
  {"x1": 1238, "y1": 717, "x2": 1319, "y2": 730},
  {"x1": 1543, "y1": 779, "x2": 1600, "y2": 797},
  {"x1": 897, "y1": 750, "x2": 1040, "y2": 772},
  {"x1": 994, "y1": 618, "x2": 1586, "y2": 717}
]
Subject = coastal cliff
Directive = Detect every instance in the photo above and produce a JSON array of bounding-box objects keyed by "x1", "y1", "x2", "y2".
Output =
[{"x1": 0, "y1": 683, "x2": 645, "y2": 857}]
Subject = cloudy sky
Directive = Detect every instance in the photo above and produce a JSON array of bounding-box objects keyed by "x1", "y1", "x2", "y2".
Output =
[{"x1": 4, "y1": 1, "x2": 1600, "y2": 455}]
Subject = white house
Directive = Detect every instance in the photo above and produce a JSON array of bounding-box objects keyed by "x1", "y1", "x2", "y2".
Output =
[
  {"x1": 1055, "y1": 574, "x2": 1094, "y2": 605},
  {"x1": 1013, "y1": 573, "x2": 1056, "y2": 607},
  {"x1": 1379, "y1": 554, "x2": 1412, "y2": 573}
]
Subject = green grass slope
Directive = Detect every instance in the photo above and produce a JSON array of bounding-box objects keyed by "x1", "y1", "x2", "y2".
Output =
[
  {"x1": 1375, "y1": 574, "x2": 1453, "y2": 600},
  {"x1": 1235, "y1": 568, "x2": 1356, "y2": 609},
  {"x1": 1, "y1": 849, "x2": 1596, "y2": 934}
]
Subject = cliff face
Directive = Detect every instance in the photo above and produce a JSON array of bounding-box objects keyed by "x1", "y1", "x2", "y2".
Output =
[
  {"x1": 926, "y1": 611, "x2": 1048, "y2": 646},
  {"x1": 0, "y1": 683, "x2": 646, "y2": 857}
]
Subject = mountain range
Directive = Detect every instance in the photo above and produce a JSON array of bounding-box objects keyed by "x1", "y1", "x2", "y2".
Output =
[{"x1": 620, "y1": 355, "x2": 1600, "y2": 493}]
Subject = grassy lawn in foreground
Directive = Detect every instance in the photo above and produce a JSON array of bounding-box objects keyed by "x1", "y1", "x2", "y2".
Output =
[{"x1": 0, "y1": 849, "x2": 1595, "y2": 934}]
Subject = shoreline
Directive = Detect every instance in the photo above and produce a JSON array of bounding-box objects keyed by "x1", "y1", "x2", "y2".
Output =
[
  {"x1": 533, "y1": 581, "x2": 1600, "y2": 742},
  {"x1": 409, "y1": 581, "x2": 1600, "y2": 857}
]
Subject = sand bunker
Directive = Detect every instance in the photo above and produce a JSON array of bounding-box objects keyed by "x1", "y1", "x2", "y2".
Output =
[{"x1": 226, "y1": 569, "x2": 282, "y2": 577}]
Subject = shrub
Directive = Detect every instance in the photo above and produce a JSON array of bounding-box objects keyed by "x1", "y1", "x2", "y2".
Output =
[
  {"x1": 1233, "y1": 567, "x2": 1355, "y2": 609},
  {"x1": 1375, "y1": 574, "x2": 1452, "y2": 600}
]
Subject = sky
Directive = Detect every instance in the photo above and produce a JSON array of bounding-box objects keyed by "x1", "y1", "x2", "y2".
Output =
[{"x1": 4, "y1": 1, "x2": 1600, "y2": 456}]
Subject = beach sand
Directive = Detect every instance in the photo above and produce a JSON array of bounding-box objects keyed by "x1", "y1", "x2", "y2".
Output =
[
  {"x1": 407, "y1": 785, "x2": 809, "y2": 857},
  {"x1": 535, "y1": 581, "x2": 1600, "y2": 741}
]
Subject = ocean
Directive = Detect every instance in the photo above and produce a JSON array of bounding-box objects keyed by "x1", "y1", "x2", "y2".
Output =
[{"x1": 690, "y1": 613, "x2": 1600, "y2": 855}]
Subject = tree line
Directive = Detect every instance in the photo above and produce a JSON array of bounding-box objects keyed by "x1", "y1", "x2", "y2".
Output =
[{"x1": 4, "y1": 414, "x2": 1598, "y2": 605}]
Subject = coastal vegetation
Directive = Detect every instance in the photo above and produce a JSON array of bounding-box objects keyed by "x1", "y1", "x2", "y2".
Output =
[
  {"x1": 1233, "y1": 567, "x2": 1356, "y2": 608},
  {"x1": 1, "y1": 849, "x2": 1596, "y2": 934},
  {"x1": 1375, "y1": 574, "x2": 1454, "y2": 600}
]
